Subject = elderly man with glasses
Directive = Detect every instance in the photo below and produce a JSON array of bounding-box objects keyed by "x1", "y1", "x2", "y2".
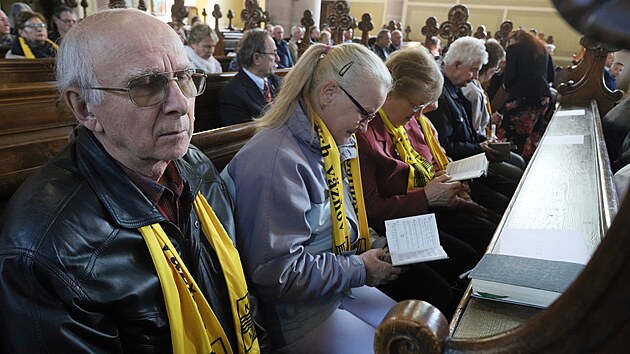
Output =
[
  {"x1": 0, "y1": 8, "x2": 267, "y2": 353},
  {"x1": 48, "y1": 5, "x2": 77, "y2": 43},
  {"x1": 219, "y1": 28, "x2": 283, "y2": 127}
]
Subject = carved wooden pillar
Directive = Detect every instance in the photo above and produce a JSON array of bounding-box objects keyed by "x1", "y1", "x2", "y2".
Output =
[
  {"x1": 473, "y1": 25, "x2": 487, "y2": 40},
  {"x1": 556, "y1": 37, "x2": 624, "y2": 116},
  {"x1": 171, "y1": 0, "x2": 187, "y2": 25},
  {"x1": 240, "y1": 0, "x2": 268, "y2": 31},
  {"x1": 138, "y1": 0, "x2": 147, "y2": 11},
  {"x1": 421, "y1": 17, "x2": 439, "y2": 49},
  {"x1": 202, "y1": 8, "x2": 207, "y2": 24},
  {"x1": 213, "y1": 4, "x2": 225, "y2": 55},
  {"x1": 325, "y1": 1, "x2": 356, "y2": 45},
  {"x1": 438, "y1": 4, "x2": 472, "y2": 52},
  {"x1": 80, "y1": 0, "x2": 88, "y2": 18},
  {"x1": 109, "y1": 0, "x2": 126, "y2": 8},
  {"x1": 404, "y1": 25, "x2": 411, "y2": 41},
  {"x1": 227, "y1": 10, "x2": 235, "y2": 31},
  {"x1": 357, "y1": 13, "x2": 374, "y2": 47},
  {"x1": 494, "y1": 20, "x2": 513, "y2": 49},
  {"x1": 297, "y1": 9, "x2": 315, "y2": 57}
]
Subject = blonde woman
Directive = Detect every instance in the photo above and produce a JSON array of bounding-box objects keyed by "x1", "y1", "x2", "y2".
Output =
[
  {"x1": 185, "y1": 24, "x2": 222, "y2": 73},
  {"x1": 222, "y1": 43, "x2": 399, "y2": 353}
]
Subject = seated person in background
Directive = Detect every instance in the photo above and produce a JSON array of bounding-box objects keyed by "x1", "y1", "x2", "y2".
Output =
[
  {"x1": 608, "y1": 61, "x2": 624, "y2": 91},
  {"x1": 429, "y1": 36, "x2": 441, "y2": 59},
  {"x1": 288, "y1": 24, "x2": 304, "y2": 63},
  {"x1": 0, "y1": 9, "x2": 16, "y2": 46},
  {"x1": 320, "y1": 29, "x2": 332, "y2": 46},
  {"x1": 388, "y1": 29, "x2": 402, "y2": 53},
  {"x1": 357, "y1": 47, "x2": 497, "y2": 257},
  {"x1": 185, "y1": 23, "x2": 222, "y2": 74},
  {"x1": 425, "y1": 37, "x2": 520, "y2": 200},
  {"x1": 7, "y1": 2, "x2": 31, "y2": 35},
  {"x1": 48, "y1": 5, "x2": 77, "y2": 43},
  {"x1": 272, "y1": 25, "x2": 293, "y2": 68},
  {"x1": 603, "y1": 52, "x2": 616, "y2": 90},
  {"x1": 219, "y1": 28, "x2": 282, "y2": 126},
  {"x1": 0, "y1": 8, "x2": 265, "y2": 353},
  {"x1": 167, "y1": 21, "x2": 187, "y2": 45},
  {"x1": 603, "y1": 96, "x2": 630, "y2": 172},
  {"x1": 6, "y1": 10, "x2": 57, "y2": 58},
  {"x1": 308, "y1": 25, "x2": 320, "y2": 43},
  {"x1": 221, "y1": 43, "x2": 402, "y2": 353},
  {"x1": 462, "y1": 39, "x2": 525, "y2": 180},
  {"x1": 372, "y1": 29, "x2": 391, "y2": 61},
  {"x1": 462, "y1": 39, "x2": 505, "y2": 137},
  {"x1": 342, "y1": 27, "x2": 353, "y2": 43}
]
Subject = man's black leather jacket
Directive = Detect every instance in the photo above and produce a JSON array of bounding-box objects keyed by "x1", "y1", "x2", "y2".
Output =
[{"x1": 0, "y1": 127, "x2": 265, "y2": 352}]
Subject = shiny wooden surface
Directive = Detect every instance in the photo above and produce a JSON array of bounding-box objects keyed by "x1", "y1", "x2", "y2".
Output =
[{"x1": 450, "y1": 102, "x2": 618, "y2": 338}]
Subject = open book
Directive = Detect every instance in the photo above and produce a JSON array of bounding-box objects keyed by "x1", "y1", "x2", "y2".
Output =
[
  {"x1": 384, "y1": 214, "x2": 448, "y2": 266},
  {"x1": 446, "y1": 153, "x2": 489, "y2": 181}
]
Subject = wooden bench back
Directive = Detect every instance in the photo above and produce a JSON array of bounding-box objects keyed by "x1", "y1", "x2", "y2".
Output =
[{"x1": 0, "y1": 59, "x2": 56, "y2": 84}]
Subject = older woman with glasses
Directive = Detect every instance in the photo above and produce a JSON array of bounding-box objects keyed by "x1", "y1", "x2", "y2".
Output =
[
  {"x1": 6, "y1": 10, "x2": 57, "y2": 59},
  {"x1": 221, "y1": 43, "x2": 405, "y2": 353},
  {"x1": 356, "y1": 47, "x2": 503, "y2": 260}
]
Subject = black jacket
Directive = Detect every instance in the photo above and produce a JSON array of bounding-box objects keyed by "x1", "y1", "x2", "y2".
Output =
[
  {"x1": 0, "y1": 128, "x2": 262, "y2": 352},
  {"x1": 425, "y1": 75, "x2": 486, "y2": 160},
  {"x1": 503, "y1": 42, "x2": 554, "y2": 101},
  {"x1": 219, "y1": 69, "x2": 282, "y2": 126}
]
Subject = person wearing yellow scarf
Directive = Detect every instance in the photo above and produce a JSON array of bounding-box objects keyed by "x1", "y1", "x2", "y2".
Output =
[
  {"x1": 6, "y1": 11, "x2": 57, "y2": 59},
  {"x1": 356, "y1": 48, "x2": 504, "y2": 259},
  {"x1": 222, "y1": 43, "x2": 401, "y2": 353}
]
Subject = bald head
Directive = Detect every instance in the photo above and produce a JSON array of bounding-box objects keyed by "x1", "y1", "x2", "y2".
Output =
[
  {"x1": 0, "y1": 10, "x2": 9, "y2": 35},
  {"x1": 57, "y1": 8, "x2": 186, "y2": 104}
]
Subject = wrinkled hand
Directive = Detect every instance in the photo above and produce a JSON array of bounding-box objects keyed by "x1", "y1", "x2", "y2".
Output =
[
  {"x1": 481, "y1": 140, "x2": 503, "y2": 162},
  {"x1": 425, "y1": 172, "x2": 461, "y2": 207},
  {"x1": 360, "y1": 248, "x2": 402, "y2": 286}
]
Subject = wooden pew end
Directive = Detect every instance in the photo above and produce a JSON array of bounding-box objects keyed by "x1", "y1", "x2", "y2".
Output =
[{"x1": 374, "y1": 300, "x2": 448, "y2": 354}]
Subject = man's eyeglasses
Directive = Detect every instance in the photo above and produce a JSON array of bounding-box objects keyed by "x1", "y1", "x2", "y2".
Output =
[
  {"x1": 88, "y1": 69, "x2": 207, "y2": 107},
  {"x1": 258, "y1": 50, "x2": 278, "y2": 56},
  {"x1": 23, "y1": 23, "x2": 46, "y2": 29},
  {"x1": 338, "y1": 85, "x2": 376, "y2": 123}
]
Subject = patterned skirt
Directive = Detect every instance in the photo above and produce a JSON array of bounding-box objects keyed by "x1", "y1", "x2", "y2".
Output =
[{"x1": 498, "y1": 96, "x2": 550, "y2": 160}]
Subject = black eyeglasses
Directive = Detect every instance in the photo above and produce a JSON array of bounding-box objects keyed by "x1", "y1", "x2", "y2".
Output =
[
  {"x1": 23, "y1": 23, "x2": 46, "y2": 29},
  {"x1": 258, "y1": 50, "x2": 278, "y2": 56},
  {"x1": 338, "y1": 85, "x2": 376, "y2": 123},
  {"x1": 58, "y1": 19, "x2": 77, "y2": 25},
  {"x1": 88, "y1": 69, "x2": 207, "y2": 107}
]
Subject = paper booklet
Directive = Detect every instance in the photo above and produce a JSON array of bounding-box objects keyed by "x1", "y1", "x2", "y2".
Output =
[
  {"x1": 446, "y1": 153, "x2": 489, "y2": 181},
  {"x1": 384, "y1": 213, "x2": 448, "y2": 266}
]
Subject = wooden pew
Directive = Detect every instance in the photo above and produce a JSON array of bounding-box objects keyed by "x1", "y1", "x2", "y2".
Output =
[
  {"x1": 0, "y1": 81, "x2": 75, "y2": 211},
  {"x1": 0, "y1": 58, "x2": 56, "y2": 84},
  {"x1": 191, "y1": 120, "x2": 257, "y2": 172}
]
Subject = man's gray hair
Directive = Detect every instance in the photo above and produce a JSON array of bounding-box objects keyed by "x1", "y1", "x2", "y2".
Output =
[
  {"x1": 56, "y1": 11, "x2": 118, "y2": 106},
  {"x1": 443, "y1": 36, "x2": 488, "y2": 67},
  {"x1": 237, "y1": 28, "x2": 269, "y2": 68}
]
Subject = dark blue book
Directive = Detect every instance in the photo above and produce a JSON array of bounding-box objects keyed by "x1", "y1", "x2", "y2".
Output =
[{"x1": 469, "y1": 253, "x2": 585, "y2": 308}]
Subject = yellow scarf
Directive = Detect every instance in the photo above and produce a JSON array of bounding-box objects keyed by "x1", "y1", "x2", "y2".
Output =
[
  {"x1": 18, "y1": 36, "x2": 58, "y2": 59},
  {"x1": 416, "y1": 114, "x2": 449, "y2": 171},
  {"x1": 138, "y1": 193, "x2": 259, "y2": 354},
  {"x1": 314, "y1": 115, "x2": 371, "y2": 255},
  {"x1": 380, "y1": 108, "x2": 435, "y2": 190}
]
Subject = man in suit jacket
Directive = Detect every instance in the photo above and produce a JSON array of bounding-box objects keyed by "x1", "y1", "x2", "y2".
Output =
[
  {"x1": 372, "y1": 29, "x2": 391, "y2": 61},
  {"x1": 219, "y1": 28, "x2": 283, "y2": 126},
  {"x1": 273, "y1": 25, "x2": 293, "y2": 69}
]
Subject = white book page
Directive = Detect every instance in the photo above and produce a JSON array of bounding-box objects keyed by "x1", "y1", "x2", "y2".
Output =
[
  {"x1": 555, "y1": 109, "x2": 585, "y2": 116},
  {"x1": 385, "y1": 214, "x2": 447, "y2": 266},
  {"x1": 495, "y1": 229, "x2": 591, "y2": 265},
  {"x1": 446, "y1": 153, "x2": 489, "y2": 181}
]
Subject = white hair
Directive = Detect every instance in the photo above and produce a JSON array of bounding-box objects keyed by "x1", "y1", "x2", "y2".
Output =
[{"x1": 443, "y1": 37, "x2": 488, "y2": 67}]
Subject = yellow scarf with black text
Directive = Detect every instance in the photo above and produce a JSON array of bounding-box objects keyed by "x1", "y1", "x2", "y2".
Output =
[
  {"x1": 314, "y1": 115, "x2": 371, "y2": 255},
  {"x1": 380, "y1": 108, "x2": 435, "y2": 191},
  {"x1": 138, "y1": 193, "x2": 259, "y2": 354}
]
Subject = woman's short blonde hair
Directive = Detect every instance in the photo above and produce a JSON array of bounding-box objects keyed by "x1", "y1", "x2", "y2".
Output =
[
  {"x1": 386, "y1": 47, "x2": 443, "y2": 104},
  {"x1": 187, "y1": 23, "x2": 218, "y2": 45}
]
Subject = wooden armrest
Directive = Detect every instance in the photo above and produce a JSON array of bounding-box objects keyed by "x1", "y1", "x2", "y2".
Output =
[{"x1": 374, "y1": 300, "x2": 448, "y2": 354}]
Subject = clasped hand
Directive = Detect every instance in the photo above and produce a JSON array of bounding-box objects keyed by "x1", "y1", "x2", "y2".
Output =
[{"x1": 360, "y1": 248, "x2": 402, "y2": 287}]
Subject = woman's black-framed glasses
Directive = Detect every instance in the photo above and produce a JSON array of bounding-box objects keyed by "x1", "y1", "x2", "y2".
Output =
[
  {"x1": 88, "y1": 69, "x2": 207, "y2": 107},
  {"x1": 338, "y1": 85, "x2": 376, "y2": 123}
]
